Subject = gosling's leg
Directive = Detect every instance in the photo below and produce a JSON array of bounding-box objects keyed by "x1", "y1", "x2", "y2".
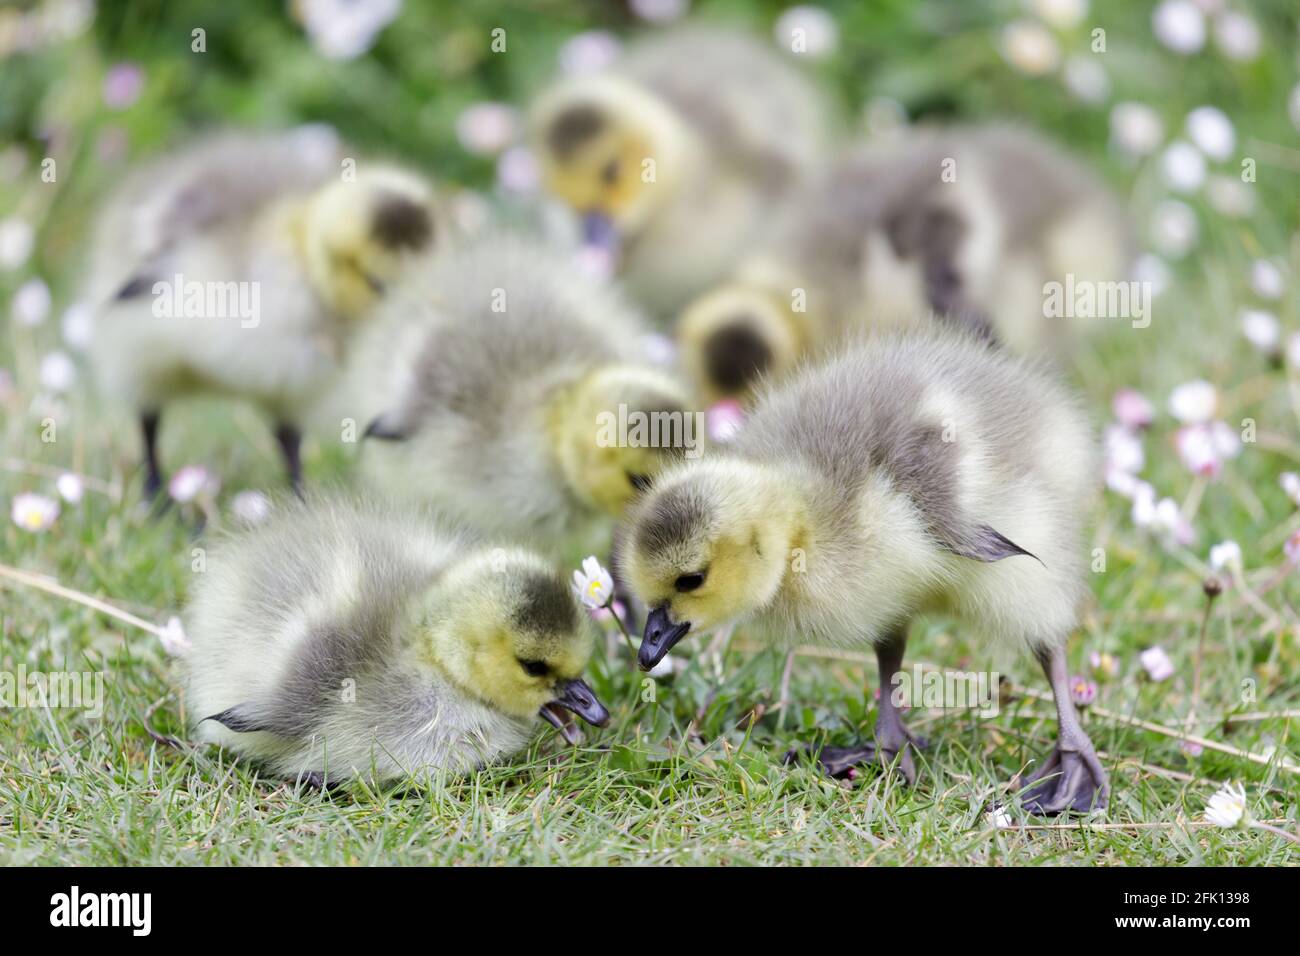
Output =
[
  {"x1": 140, "y1": 410, "x2": 165, "y2": 503},
  {"x1": 797, "y1": 625, "x2": 921, "y2": 782},
  {"x1": 274, "y1": 422, "x2": 304, "y2": 496},
  {"x1": 1020, "y1": 642, "x2": 1109, "y2": 815},
  {"x1": 868, "y1": 626, "x2": 920, "y2": 783}
]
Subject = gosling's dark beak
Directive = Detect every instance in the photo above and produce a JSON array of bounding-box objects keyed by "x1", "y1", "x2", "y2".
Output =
[
  {"x1": 538, "y1": 703, "x2": 582, "y2": 745},
  {"x1": 553, "y1": 677, "x2": 610, "y2": 728},
  {"x1": 639, "y1": 605, "x2": 690, "y2": 671},
  {"x1": 581, "y1": 210, "x2": 620, "y2": 256}
]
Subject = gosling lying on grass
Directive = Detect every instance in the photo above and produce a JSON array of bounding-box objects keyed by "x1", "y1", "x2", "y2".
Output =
[
  {"x1": 88, "y1": 128, "x2": 442, "y2": 499},
  {"x1": 677, "y1": 125, "x2": 1131, "y2": 401},
  {"x1": 618, "y1": 330, "x2": 1108, "y2": 814},
  {"x1": 185, "y1": 497, "x2": 609, "y2": 784},
  {"x1": 357, "y1": 234, "x2": 695, "y2": 544},
  {"x1": 530, "y1": 26, "x2": 829, "y2": 317}
]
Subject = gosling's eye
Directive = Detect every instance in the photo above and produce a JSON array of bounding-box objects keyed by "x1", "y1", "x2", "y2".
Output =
[
  {"x1": 674, "y1": 571, "x2": 706, "y2": 593},
  {"x1": 627, "y1": 472, "x2": 652, "y2": 492},
  {"x1": 600, "y1": 158, "x2": 621, "y2": 185},
  {"x1": 518, "y1": 659, "x2": 549, "y2": 678}
]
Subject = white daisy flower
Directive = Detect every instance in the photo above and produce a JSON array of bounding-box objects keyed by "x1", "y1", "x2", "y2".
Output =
[
  {"x1": 56, "y1": 473, "x2": 84, "y2": 504},
  {"x1": 158, "y1": 615, "x2": 192, "y2": 657},
  {"x1": 38, "y1": 351, "x2": 76, "y2": 393},
  {"x1": 11, "y1": 492, "x2": 60, "y2": 533},
  {"x1": 999, "y1": 20, "x2": 1060, "y2": 76},
  {"x1": 1161, "y1": 141, "x2": 1207, "y2": 192},
  {"x1": 558, "y1": 30, "x2": 621, "y2": 75},
  {"x1": 572, "y1": 556, "x2": 614, "y2": 609},
  {"x1": 1110, "y1": 102, "x2": 1164, "y2": 156},
  {"x1": 12, "y1": 277, "x2": 51, "y2": 327},
  {"x1": 1139, "y1": 646, "x2": 1175, "y2": 682},
  {"x1": 1152, "y1": 0, "x2": 1206, "y2": 54},
  {"x1": 1280, "y1": 472, "x2": 1300, "y2": 507},
  {"x1": 1212, "y1": 10, "x2": 1260, "y2": 62},
  {"x1": 1185, "y1": 106, "x2": 1234, "y2": 161},
  {"x1": 776, "y1": 6, "x2": 839, "y2": 59},
  {"x1": 455, "y1": 102, "x2": 519, "y2": 157},
  {"x1": 1208, "y1": 540, "x2": 1241, "y2": 573},
  {"x1": 1240, "y1": 309, "x2": 1280, "y2": 354},
  {"x1": 1250, "y1": 260, "x2": 1284, "y2": 300},
  {"x1": 1203, "y1": 781, "x2": 1248, "y2": 828},
  {"x1": 0, "y1": 216, "x2": 34, "y2": 270},
  {"x1": 1168, "y1": 379, "x2": 1217, "y2": 424},
  {"x1": 168, "y1": 465, "x2": 217, "y2": 503},
  {"x1": 1030, "y1": 0, "x2": 1088, "y2": 29}
]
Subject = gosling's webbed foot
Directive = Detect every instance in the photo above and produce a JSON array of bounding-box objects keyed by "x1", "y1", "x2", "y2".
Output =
[
  {"x1": 292, "y1": 770, "x2": 333, "y2": 791},
  {"x1": 784, "y1": 742, "x2": 878, "y2": 779},
  {"x1": 875, "y1": 727, "x2": 922, "y2": 785},
  {"x1": 1020, "y1": 746, "x2": 1108, "y2": 815}
]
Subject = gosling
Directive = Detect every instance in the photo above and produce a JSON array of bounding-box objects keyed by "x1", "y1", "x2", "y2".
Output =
[
  {"x1": 530, "y1": 27, "x2": 829, "y2": 317},
  {"x1": 678, "y1": 124, "x2": 1131, "y2": 401},
  {"x1": 618, "y1": 330, "x2": 1108, "y2": 815},
  {"x1": 185, "y1": 497, "x2": 609, "y2": 784},
  {"x1": 88, "y1": 128, "x2": 443, "y2": 499},
  {"x1": 356, "y1": 234, "x2": 697, "y2": 545}
]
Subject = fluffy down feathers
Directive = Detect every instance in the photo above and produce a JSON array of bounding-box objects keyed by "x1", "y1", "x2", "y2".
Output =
[
  {"x1": 355, "y1": 234, "x2": 694, "y2": 544},
  {"x1": 185, "y1": 497, "x2": 590, "y2": 782},
  {"x1": 620, "y1": 328, "x2": 1098, "y2": 654}
]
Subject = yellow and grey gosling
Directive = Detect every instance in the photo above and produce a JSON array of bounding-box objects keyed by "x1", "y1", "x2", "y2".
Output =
[
  {"x1": 354, "y1": 233, "x2": 696, "y2": 547},
  {"x1": 530, "y1": 26, "x2": 830, "y2": 318},
  {"x1": 185, "y1": 497, "x2": 609, "y2": 785},
  {"x1": 617, "y1": 329, "x2": 1107, "y2": 815},
  {"x1": 88, "y1": 128, "x2": 445, "y2": 498},
  {"x1": 677, "y1": 124, "x2": 1133, "y2": 402}
]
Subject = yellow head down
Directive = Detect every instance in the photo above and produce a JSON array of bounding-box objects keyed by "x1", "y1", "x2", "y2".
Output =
[
  {"x1": 678, "y1": 284, "x2": 804, "y2": 403},
  {"x1": 531, "y1": 76, "x2": 693, "y2": 238},
  {"x1": 618, "y1": 458, "x2": 806, "y2": 670},
  {"x1": 300, "y1": 165, "x2": 440, "y2": 318},
  {"x1": 420, "y1": 549, "x2": 607, "y2": 731},
  {"x1": 552, "y1": 364, "x2": 700, "y2": 517}
]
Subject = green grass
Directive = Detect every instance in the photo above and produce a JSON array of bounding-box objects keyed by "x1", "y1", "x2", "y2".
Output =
[{"x1": 2, "y1": 0, "x2": 1300, "y2": 865}]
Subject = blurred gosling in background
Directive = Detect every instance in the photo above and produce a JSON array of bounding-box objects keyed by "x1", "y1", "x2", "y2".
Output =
[
  {"x1": 355, "y1": 234, "x2": 696, "y2": 547},
  {"x1": 678, "y1": 124, "x2": 1132, "y2": 402},
  {"x1": 185, "y1": 497, "x2": 609, "y2": 784},
  {"x1": 88, "y1": 128, "x2": 444, "y2": 499},
  {"x1": 530, "y1": 27, "x2": 830, "y2": 318}
]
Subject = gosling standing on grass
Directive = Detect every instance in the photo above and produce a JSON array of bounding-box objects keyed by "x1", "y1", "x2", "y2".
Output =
[
  {"x1": 356, "y1": 234, "x2": 695, "y2": 544},
  {"x1": 677, "y1": 125, "x2": 1131, "y2": 401},
  {"x1": 530, "y1": 27, "x2": 829, "y2": 316},
  {"x1": 619, "y1": 330, "x2": 1108, "y2": 814},
  {"x1": 185, "y1": 497, "x2": 609, "y2": 784},
  {"x1": 88, "y1": 128, "x2": 443, "y2": 498}
]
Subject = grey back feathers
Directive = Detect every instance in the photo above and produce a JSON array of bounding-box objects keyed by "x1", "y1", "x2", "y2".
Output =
[
  {"x1": 355, "y1": 234, "x2": 659, "y2": 539},
  {"x1": 185, "y1": 497, "x2": 533, "y2": 780},
  {"x1": 734, "y1": 330, "x2": 1092, "y2": 560},
  {"x1": 88, "y1": 127, "x2": 341, "y2": 303}
]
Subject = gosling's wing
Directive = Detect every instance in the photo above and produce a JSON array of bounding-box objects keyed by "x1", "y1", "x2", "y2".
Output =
[
  {"x1": 361, "y1": 234, "x2": 642, "y2": 436},
  {"x1": 737, "y1": 332, "x2": 1049, "y2": 562},
  {"x1": 89, "y1": 127, "x2": 341, "y2": 302}
]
